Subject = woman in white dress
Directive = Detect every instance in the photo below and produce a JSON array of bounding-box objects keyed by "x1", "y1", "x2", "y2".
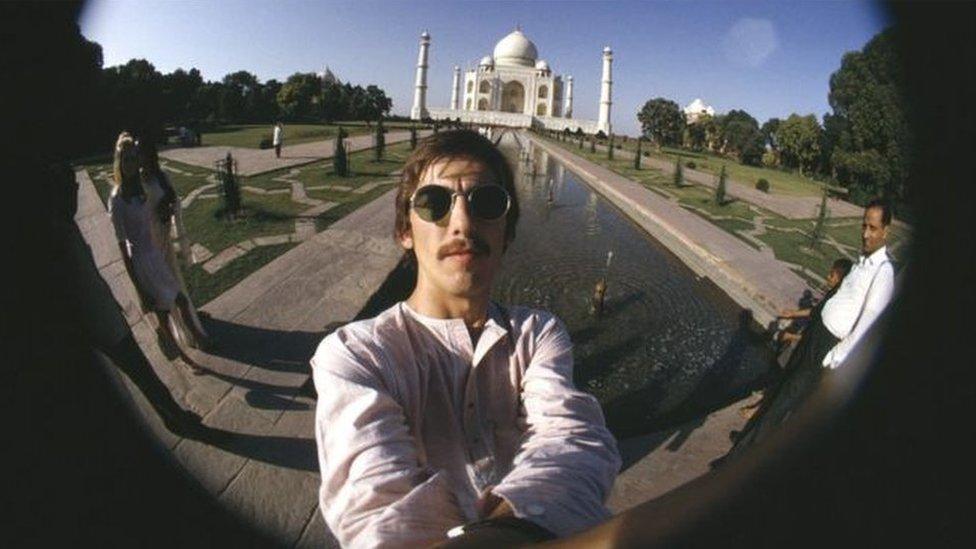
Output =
[
  {"x1": 108, "y1": 133, "x2": 204, "y2": 372},
  {"x1": 137, "y1": 139, "x2": 211, "y2": 349}
]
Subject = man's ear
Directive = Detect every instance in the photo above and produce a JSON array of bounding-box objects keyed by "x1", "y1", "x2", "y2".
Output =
[{"x1": 398, "y1": 228, "x2": 414, "y2": 250}]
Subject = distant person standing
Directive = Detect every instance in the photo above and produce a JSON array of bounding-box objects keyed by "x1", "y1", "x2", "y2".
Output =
[{"x1": 273, "y1": 121, "x2": 284, "y2": 158}]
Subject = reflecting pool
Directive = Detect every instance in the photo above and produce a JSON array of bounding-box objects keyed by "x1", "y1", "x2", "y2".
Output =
[{"x1": 492, "y1": 134, "x2": 774, "y2": 437}]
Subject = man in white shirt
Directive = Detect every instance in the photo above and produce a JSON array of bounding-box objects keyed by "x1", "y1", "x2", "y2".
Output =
[
  {"x1": 820, "y1": 198, "x2": 896, "y2": 369},
  {"x1": 272, "y1": 122, "x2": 283, "y2": 158},
  {"x1": 311, "y1": 130, "x2": 620, "y2": 547}
]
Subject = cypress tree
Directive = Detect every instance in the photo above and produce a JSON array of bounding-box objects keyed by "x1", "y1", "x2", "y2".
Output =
[
  {"x1": 810, "y1": 189, "x2": 829, "y2": 248},
  {"x1": 333, "y1": 128, "x2": 348, "y2": 177},
  {"x1": 409, "y1": 126, "x2": 417, "y2": 150},
  {"x1": 608, "y1": 133, "x2": 614, "y2": 160},
  {"x1": 716, "y1": 164, "x2": 728, "y2": 205},
  {"x1": 674, "y1": 157, "x2": 684, "y2": 187},
  {"x1": 590, "y1": 136, "x2": 596, "y2": 153},
  {"x1": 634, "y1": 138, "x2": 642, "y2": 170},
  {"x1": 374, "y1": 117, "x2": 385, "y2": 162},
  {"x1": 221, "y1": 152, "x2": 241, "y2": 219}
]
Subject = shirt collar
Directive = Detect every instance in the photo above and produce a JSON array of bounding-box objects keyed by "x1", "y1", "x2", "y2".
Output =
[
  {"x1": 400, "y1": 301, "x2": 510, "y2": 368},
  {"x1": 863, "y1": 245, "x2": 889, "y2": 266}
]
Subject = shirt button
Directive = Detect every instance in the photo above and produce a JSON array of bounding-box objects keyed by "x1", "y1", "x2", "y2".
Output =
[{"x1": 526, "y1": 504, "x2": 545, "y2": 516}]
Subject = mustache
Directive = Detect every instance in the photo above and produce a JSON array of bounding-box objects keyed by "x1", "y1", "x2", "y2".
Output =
[{"x1": 437, "y1": 237, "x2": 490, "y2": 259}]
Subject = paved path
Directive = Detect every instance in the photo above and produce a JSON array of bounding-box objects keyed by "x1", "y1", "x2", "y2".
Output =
[
  {"x1": 578, "y1": 139, "x2": 864, "y2": 219},
  {"x1": 162, "y1": 130, "x2": 427, "y2": 177},
  {"x1": 75, "y1": 168, "x2": 405, "y2": 546},
  {"x1": 530, "y1": 133, "x2": 810, "y2": 327}
]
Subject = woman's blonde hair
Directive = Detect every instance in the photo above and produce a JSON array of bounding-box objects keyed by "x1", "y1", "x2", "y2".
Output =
[{"x1": 112, "y1": 131, "x2": 137, "y2": 187}]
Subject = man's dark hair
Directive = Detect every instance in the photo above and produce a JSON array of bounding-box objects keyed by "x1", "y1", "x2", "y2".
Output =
[
  {"x1": 395, "y1": 129, "x2": 519, "y2": 247},
  {"x1": 831, "y1": 257, "x2": 854, "y2": 279},
  {"x1": 866, "y1": 198, "x2": 893, "y2": 226}
]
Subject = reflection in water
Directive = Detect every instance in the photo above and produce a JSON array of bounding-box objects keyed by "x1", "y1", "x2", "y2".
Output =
[{"x1": 492, "y1": 137, "x2": 774, "y2": 437}]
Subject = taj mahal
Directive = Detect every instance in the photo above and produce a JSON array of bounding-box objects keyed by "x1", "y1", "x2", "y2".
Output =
[{"x1": 410, "y1": 28, "x2": 613, "y2": 135}]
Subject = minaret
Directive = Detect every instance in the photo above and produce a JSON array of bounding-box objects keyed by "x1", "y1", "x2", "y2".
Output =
[
  {"x1": 411, "y1": 30, "x2": 431, "y2": 120},
  {"x1": 450, "y1": 65, "x2": 461, "y2": 110},
  {"x1": 598, "y1": 45, "x2": 613, "y2": 134},
  {"x1": 564, "y1": 75, "x2": 574, "y2": 118}
]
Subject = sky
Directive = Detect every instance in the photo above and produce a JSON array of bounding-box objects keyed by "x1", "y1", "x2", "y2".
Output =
[{"x1": 80, "y1": 0, "x2": 891, "y2": 136}]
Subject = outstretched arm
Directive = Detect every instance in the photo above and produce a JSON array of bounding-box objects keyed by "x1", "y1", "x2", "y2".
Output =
[
  {"x1": 312, "y1": 334, "x2": 464, "y2": 548},
  {"x1": 490, "y1": 315, "x2": 621, "y2": 538}
]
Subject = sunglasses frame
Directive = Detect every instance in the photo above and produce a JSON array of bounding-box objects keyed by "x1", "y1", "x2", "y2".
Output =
[{"x1": 409, "y1": 184, "x2": 511, "y2": 223}]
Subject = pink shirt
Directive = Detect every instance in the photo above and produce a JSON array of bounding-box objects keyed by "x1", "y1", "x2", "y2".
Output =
[{"x1": 311, "y1": 301, "x2": 620, "y2": 548}]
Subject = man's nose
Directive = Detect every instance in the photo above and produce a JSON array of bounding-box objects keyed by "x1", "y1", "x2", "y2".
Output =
[{"x1": 447, "y1": 193, "x2": 474, "y2": 236}]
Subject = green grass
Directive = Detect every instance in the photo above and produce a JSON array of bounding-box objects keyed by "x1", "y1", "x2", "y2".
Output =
[
  {"x1": 597, "y1": 136, "x2": 830, "y2": 197},
  {"x1": 182, "y1": 243, "x2": 297, "y2": 306},
  {"x1": 200, "y1": 124, "x2": 372, "y2": 149},
  {"x1": 181, "y1": 191, "x2": 304, "y2": 253}
]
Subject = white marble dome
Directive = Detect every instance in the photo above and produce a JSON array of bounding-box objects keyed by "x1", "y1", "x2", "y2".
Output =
[
  {"x1": 493, "y1": 30, "x2": 538, "y2": 67},
  {"x1": 535, "y1": 59, "x2": 549, "y2": 71},
  {"x1": 479, "y1": 55, "x2": 494, "y2": 67}
]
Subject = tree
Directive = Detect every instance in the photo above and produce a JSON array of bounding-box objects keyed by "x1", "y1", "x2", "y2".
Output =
[
  {"x1": 101, "y1": 59, "x2": 166, "y2": 141},
  {"x1": 637, "y1": 98, "x2": 685, "y2": 148},
  {"x1": 686, "y1": 116, "x2": 710, "y2": 151},
  {"x1": 409, "y1": 126, "x2": 417, "y2": 150},
  {"x1": 589, "y1": 136, "x2": 596, "y2": 153},
  {"x1": 674, "y1": 157, "x2": 684, "y2": 187},
  {"x1": 827, "y1": 28, "x2": 911, "y2": 202},
  {"x1": 719, "y1": 109, "x2": 764, "y2": 165},
  {"x1": 220, "y1": 152, "x2": 241, "y2": 219},
  {"x1": 810, "y1": 189, "x2": 829, "y2": 248},
  {"x1": 777, "y1": 114, "x2": 823, "y2": 176},
  {"x1": 333, "y1": 128, "x2": 348, "y2": 176},
  {"x1": 362, "y1": 84, "x2": 393, "y2": 121},
  {"x1": 716, "y1": 165, "x2": 728, "y2": 205},
  {"x1": 277, "y1": 72, "x2": 322, "y2": 121},
  {"x1": 608, "y1": 134, "x2": 614, "y2": 160},
  {"x1": 634, "y1": 138, "x2": 642, "y2": 169},
  {"x1": 374, "y1": 117, "x2": 385, "y2": 162},
  {"x1": 761, "y1": 118, "x2": 782, "y2": 151}
]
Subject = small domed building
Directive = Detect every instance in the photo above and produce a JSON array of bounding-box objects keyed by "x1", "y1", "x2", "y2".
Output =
[{"x1": 412, "y1": 27, "x2": 613, "y2": 135}]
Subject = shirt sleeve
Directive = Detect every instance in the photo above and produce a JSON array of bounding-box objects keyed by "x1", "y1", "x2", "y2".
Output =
[
  {"x1": 822, "y1": 262, "x2": 895, "y2": 369},
  {"x1": 312, "y1": 332, "x2": 465, "y2": 548},
  {"x1": 490, "y1": 314, "x2": 621, "y2": 537}
]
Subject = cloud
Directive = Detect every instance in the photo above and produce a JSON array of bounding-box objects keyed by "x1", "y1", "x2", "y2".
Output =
[{"x1": 723, "y1": 18, "x2": 778, "y2": 68}]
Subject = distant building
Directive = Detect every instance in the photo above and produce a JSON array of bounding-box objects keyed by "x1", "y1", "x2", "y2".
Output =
[
  {"x1": 411, "y1": 28, "x2": 612, "y2": 134},
  {"x1": 684, "y1": 98, "x2": 715, "y2": 123}
]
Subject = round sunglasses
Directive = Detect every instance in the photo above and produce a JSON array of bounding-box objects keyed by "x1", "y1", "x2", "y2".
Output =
[{"x1": 410, "y1": 184, "x2": 511, "y2": 223}]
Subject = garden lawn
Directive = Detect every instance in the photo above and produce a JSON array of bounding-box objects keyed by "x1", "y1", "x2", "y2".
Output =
[
  {"x1": 542, "y1": 134, "x2": 911, "y2": 292},
  {"x1": 200, "y1": 124, "x2": 371, "y2": 149},
  {"x1": 182, "y1": 243, "x2": 296, "y2": 307},
  {"x1": 582, "y1": 134, "x2": 830, "y2": 197}
]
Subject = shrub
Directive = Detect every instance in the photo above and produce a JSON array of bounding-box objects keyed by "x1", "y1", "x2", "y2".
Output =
[
  {"x1": 643, "y1": 151, "x2": 650, "y2": 157},
  {"x1": 756, "y1": 178, "x2": 771, "y2": 193},
  {"x1": 258, "y1": 137, "x2": 272, "y2": 150},
  {"x1": 685, "y1": 160, "x2": 696, "y2": 169}
]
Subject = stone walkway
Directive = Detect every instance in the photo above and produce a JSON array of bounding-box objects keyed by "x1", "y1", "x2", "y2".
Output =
[
  {"x1": 75, "y1": 167, "x2": 408, "y2": 546},
  {"x1": 582, "y1": 139, "x2": 864, "y2": 219},
  {"x1": 161, "y1": 130, "x2": 425, "y2": 177},
  {"x1": 529, "y1": 133, "x2": 810, "y2": 327}
]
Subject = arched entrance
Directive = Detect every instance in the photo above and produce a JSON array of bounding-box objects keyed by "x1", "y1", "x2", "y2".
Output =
[{"x1": 501, "y1": 81, "x2": 525, "y2": 113}]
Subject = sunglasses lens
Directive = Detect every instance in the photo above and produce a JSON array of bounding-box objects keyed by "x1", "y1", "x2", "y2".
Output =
[
  {"x1": 412, "y1": 186, "x2": 452, "y2": 222},
  {"x1": 470, "y1": 185, "x2": 510, "y2": 221}
]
